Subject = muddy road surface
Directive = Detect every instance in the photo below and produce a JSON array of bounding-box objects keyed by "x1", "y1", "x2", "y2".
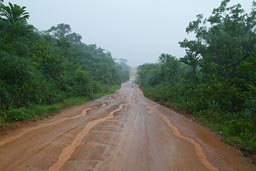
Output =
[{"x1": 0, "y1": 81, "x2": 255, "y2": 171}]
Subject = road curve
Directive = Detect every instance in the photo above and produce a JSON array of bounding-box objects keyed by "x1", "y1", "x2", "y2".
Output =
[{"x1": 0, "y1": 81, "x2": 255, "y2": 171}]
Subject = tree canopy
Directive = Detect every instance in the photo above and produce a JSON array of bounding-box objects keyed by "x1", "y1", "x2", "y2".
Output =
[
  {"x1": 0, "y1": 3, "x2": 130, "y2": 122},
  {"x1": 137, "y1": 0, "x2": 256, "y2": 155}
]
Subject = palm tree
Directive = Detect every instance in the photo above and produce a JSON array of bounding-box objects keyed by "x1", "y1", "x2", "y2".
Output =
[
  {"x1": 0, "y1": 2, "x2": 29, "y2": 24},
  {"x1": 0, "y1": 2, "x2": 31, "y2": 38}
]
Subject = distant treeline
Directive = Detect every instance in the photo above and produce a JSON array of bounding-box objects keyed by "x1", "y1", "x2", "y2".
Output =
[
  {"x1": 137, "y1": 0, "x2": 256, "y2": 155},
  {"x1": 0, "y1": 2, "x2": 130, "y2": 122}
]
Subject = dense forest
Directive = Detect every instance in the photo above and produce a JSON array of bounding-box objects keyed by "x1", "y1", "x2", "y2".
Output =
[
  {"x1": 137, "y1": 0, "x2": 256, "y2": 155},
  {"x1": 0, "y1": 2, "x2": 130, "y2": 123}
]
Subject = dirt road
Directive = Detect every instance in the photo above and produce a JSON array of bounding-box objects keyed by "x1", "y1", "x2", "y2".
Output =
[{"x1": 0, "y1": 81, "x2": 255, "y2": 171}]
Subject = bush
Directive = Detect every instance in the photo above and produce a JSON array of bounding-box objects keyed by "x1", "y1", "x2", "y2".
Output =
[{"x1": 7, "y1": 108, "x2": 34, "y2": 122}]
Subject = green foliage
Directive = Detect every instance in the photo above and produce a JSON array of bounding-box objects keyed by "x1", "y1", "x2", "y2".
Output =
[
  {"x1": 137, "y1": 0, "x2": 256, "y2": 155},
  {"x1": 0, "y1": 2, "x2": 29, "y2": 23},
  {"x1": 7, "y1": 107, "x2": 33, "y2": 121},
  {"x1": 1, "y1": 97, "x2": 88, "y2": 123},
  {"x1": 0, "y1": 3, "x2": 130, "y2": 124},
  {"x1": 0, "y1": 2, "x2": 33, "y2": 39}
]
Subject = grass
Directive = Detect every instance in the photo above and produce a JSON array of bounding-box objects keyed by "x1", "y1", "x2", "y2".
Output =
[
  {"x1": 0, "y1": 85, "x2": 120, "y2": 126},
  {"x1": 195, "y1": 110, "x2": 256, "y2": 156}
]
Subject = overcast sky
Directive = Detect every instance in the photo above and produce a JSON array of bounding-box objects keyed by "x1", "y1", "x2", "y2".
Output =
[{"x1": 5, "y1": 0, "x2": 253, "y2": 67}]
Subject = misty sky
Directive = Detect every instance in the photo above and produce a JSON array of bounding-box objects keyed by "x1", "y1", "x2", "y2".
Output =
[{"x1": 5, "y1": 0, "x2": 253, "y2": 67}]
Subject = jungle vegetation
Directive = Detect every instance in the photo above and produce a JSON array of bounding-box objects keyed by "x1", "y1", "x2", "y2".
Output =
[
  {"x1": 0, "y1": 2, "x2": 130, "y2": 123},
  {"x1": 137, "y1": 0, "x2": 256, "y2": 155}
]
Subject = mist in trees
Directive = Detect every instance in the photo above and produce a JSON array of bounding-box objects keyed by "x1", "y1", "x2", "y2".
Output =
[
  {"x1": 137, "y1": 0, "x2": 256, "y2": 155},
  {"x1": 0, "y1": 3, "x2": 130, "y2": 122}
]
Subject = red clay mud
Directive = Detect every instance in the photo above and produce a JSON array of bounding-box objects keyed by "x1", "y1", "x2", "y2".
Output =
[{"x1": 0, "y1": 81, "x2": 255, "y2": 171}]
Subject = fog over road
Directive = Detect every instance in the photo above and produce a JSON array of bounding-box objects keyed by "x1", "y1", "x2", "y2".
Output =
[{"x1": 0, "y1": 81, "x2": 255, "y2": 171}]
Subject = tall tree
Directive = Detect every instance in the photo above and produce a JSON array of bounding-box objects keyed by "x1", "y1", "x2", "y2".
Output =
[
  {"x1": 0, "y1": 2, "x2": 32, "y2": 38},
  {"x1": 0, "y1": 2, "x2": 29, "y2": 24},
  {"x1": 46, "y1": 23, "x2": 71, "y2": 39}
]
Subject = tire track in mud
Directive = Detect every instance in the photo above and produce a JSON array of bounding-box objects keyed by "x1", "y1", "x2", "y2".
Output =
[
  {"x1": 147, "y1": 104, "x2": 219, "y2": 171},
  {"x1": 47, "y1": 104, "x2": 125, "y2": 171},
  {"x1": 0, "y1": 107, "x2": 94, "y2": 147}
]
